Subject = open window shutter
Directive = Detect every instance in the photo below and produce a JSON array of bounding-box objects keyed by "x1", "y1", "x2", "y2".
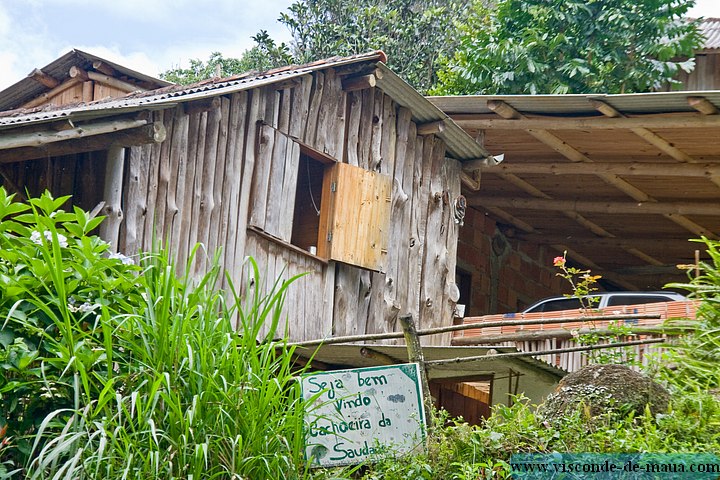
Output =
[{"x1": 318, "y1": 162, "x2": 392, "y2": 272}]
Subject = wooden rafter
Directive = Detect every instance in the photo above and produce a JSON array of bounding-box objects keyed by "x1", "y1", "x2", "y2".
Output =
[
  {"x1": 688, "y1": 96, "x2": 719, "y2": 115},
  {"x1": 451, "y1": 113, "x2": 720, "y2": 130},
  {"x1": 590, "y1": 99, "x2": 719, "y2": 236},
  {"x1": 471, "y1": 161, "x2": 720, "y2": 177},
  {"x1": 28, "y1": 68, "x2": 59, "y2": 89},
  {"x1": 0, "y1": 122, "x2": 166, "y2": 163},
  {"x1": 485, "y1": 100, "x2": 663, "y2": 265},
  {"x1": 0, "y1": 118, "x2": 148, "y2": 151},
  {"x1": 468, "y1": 196, "x2": 720, "y2": 217}
]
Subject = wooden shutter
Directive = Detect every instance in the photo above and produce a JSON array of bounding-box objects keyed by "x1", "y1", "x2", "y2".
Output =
[{"x1": 318, "y1": 162, "x2": 392, "y2": 272}]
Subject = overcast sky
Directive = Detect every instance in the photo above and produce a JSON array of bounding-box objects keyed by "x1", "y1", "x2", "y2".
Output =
[{"x1": 1, "y1": 0, "x2": 719, "y2": 90}]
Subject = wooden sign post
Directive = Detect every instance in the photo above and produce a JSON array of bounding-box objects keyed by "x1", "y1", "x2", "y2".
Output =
[{"x1": 301, "y1": 363, "x2": 427, "y2": 467}]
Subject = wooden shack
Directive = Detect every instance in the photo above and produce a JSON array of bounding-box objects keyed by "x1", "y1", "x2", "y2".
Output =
[{"x1": 0, "y1": 50, "x2": 496, "y2": 345}]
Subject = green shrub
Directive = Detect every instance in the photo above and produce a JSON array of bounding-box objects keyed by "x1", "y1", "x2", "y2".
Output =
[{"x1": 0, "y1": 188, "x2": 311, "y2": 479}]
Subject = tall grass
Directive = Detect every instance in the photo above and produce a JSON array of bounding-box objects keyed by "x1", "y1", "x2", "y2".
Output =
[
  {"x1": 0, "y1": 189, "x2": 313, "y2": 479},
  {"x1": 25, "y1": 250, "x2": 311, "y2": 479}
]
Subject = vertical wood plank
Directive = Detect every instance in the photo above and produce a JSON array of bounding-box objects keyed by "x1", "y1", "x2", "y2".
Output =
[
  {"x1": 195, "y1": 104, "x2": 222, "y2": 275},
  {"x1": 209, "y1": 96, "x2": 230, "y2": 266},
  {"x1": 289, "y1": 75, "x2": 313, "y2": 140},
  {"x1": 155, "y1": 108, "x2": 176, "y2": 248},
  {"x1": 100, "y1": 145, "x2": 125, "y2": 251},
  {"x1": 264, "y1": 129, "x2": 289, "y2": 238},
  {"x1": 123, "y1": 144, "x2": 150, "y2": 255},
  {"x1": 167, "y1": 108, "x2": 189, "y2": 260},
  {"x1": 304, "y1": 72, "x2": 324, "y2": 148},
  {"x1": 177, "y1": 112, "x2": 200, "y2": 267},
  {"x1": 236, "y1": 89, "x2": 267, "y2": 297},
  {"x1": 221, "y1": 91, "x2": 248, "y2": 292},
  {"x1": 345, "y1": 91, "x2": 362, "y2": 167},
  {"x1": 142, "y1": 110, "x2": 165, "y2": 252},
  {"x1": 249, "y1": 123, "x2": 275, "y2": 230}
]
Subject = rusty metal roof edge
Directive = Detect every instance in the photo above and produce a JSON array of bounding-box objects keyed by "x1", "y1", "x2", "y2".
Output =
[
  {"x1": 0, "y1": 51, "x2": 389, "y2": 130},
  {"x1": 373, "y1": 63, "x2": 495, "y2": 164}
]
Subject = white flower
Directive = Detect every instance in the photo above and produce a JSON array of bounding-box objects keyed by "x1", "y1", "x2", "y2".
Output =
[
  {"x1": 69, "y1": 301, "x2": 101, "y2": 313},
  {"x1": 30, "y1": 230, "x2": 68, "y2": 248},
  {"x1": 108, "y1": 252, "x2": 135, "y2": 265},
  {"x1": 570, "y1": 329, "x2": 580, "y2": 338}
]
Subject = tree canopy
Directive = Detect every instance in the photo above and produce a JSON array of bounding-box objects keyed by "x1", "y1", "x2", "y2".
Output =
[
  {"x1": 161, "y1": 0, "x2": 471, "y2": 93},
  {"x1": 433, "y1": 0, "x2": 703, "y2": 95}
]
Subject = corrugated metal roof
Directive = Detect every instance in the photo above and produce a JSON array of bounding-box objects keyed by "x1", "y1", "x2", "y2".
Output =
[
  {"x1": 292, "y1": 343, "x2": 568, "y2": 378},
  {"x1": 375, "y1": 63, "x2": 493, "y2": 162},
  {"x1": 0, "y1": 51, "x2": 494, "y2": 164},
  {"x1": 700, "y1": 18, "x2": 720, "y2": 50},
  {"x1": 0, "y1": 49, "x2": 173, "y2": 111},
  {"x1": 428, "y1": 90, "x2": 720, "y2": 116}
]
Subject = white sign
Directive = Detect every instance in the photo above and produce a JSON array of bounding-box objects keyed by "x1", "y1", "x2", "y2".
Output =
[{"x1": 301, "y1": 363, "x2": 426, "y2": 467}]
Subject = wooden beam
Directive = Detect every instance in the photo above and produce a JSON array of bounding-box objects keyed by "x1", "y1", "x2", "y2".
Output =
[
  {"x1": 183, "y1": 97, "x2": 221, "y2": 116},
  {"x1": 468, "y1": 195, "x2": 720, "y2": 216},
  {"x1": 86, "y1": 71, "x2": 143, "y2": 93},
  {"x1": 92, "y1": 60, "x2": 117, "y2": 77},
  {"x1": 589, "y1": 99, "x2": 716, "y2": 237},
  {"x1": 22, "y1": 78, "x2": 83, "y2": 109},
  {"x1": 0, "y1": 122, "x2": 166, "y2": 163},
  {"x1": 476, "y1": 161, "x2": 720, "y2": 177},
  {"x1": 486, "y1": 100, "x2": 663, "y2": 264},
  {"x1": 69, "y1": 65, "x2": 90, "y2": 81},
  {"x1": 589, "y1": 99, "x2": 694, "y2": 163},
  {"x1": 28, "y1": 68, "x2": 59, "y2": 89},
  {"x1": 0, "y1": 118, "x2": 149, "y2": 150},
  {"x1": 688, "y1": 96, "x2": 719, "y2": 115},
  {"x1": 489, "y1": 100, "x2": 713, "y2": 239},
  {"x1": 341, "y1": 73, "x2": 376, "y2": 91},
  {"x1": 416, "y1": 120, "x2": 445, "y2": 136},
  {"x1": 505, "y1": 232, "x2": 693, "y2": 251},
  {"x1": 460, "y1": 170, "x2": 481, "y2": 191},
  {"x1": 451, "y1": 113, "x2": 720, "y2": 130},
  {"x1": 0, "y1": 166, "x2": 27, "y2": 201}
]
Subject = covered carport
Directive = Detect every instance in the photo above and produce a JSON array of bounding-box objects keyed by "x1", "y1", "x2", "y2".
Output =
[{"x1": 430, "y1": 92, "x2": 720, "y2": 294}]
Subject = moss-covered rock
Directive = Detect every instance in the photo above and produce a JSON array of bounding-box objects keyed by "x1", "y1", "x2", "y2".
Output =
[{"x1": 539, "y1": 364, "x2": 670, "y2": 422}]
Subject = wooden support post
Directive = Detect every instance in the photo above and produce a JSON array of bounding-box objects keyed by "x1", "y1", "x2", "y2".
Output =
[
  {"x1": 99, "y1": 146, "x2": 125, "y2": 251},
  {"x1": 399, "y1": 314, "x2": 433, "y2": 427}
]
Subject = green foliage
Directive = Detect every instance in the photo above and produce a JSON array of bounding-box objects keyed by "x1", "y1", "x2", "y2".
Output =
[
  {"x1": 435, "y1": 0, "x2": 703, "y2": 95},
  {"x1": 160, "y1": 0, "x2": 471, "y2": 93},
  {"x1": 0, "y1": 188, "x2": 311, "y2": 478},
  {"x1": 0, "y1": 188, "x2": 142, "y2": 473},
  {"x1": 360, "y1": 392, "x2": 720, "y2": 479},
  {"x1": 275, "y1": 0, "x2": 471, "y2": 93},
  {"x1": 160, "y1": 35, "x2": 293, "y2": 85},
  {"x1": 664, "y1": 237, "x2": 720, "y2": 390}
]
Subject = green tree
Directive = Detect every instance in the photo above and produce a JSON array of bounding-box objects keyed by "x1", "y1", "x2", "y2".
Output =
[
  {"x1": 162, "y1": 1, "x2": 472, "y2": 93},
  {"x1": 160, "y1": 32, "x2": 292, "y2": 84},
  {"x1": 272, "y1": 0, "x2": 472, "y2": 93},
  {"x1": 434, "y1": 0, "x2": 703, "y2": 95}
]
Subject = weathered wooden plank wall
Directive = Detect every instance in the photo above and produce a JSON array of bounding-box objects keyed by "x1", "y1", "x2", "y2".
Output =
[
  {"x1": 0, "y1": 151, "x2": 106, "y2": 213},
  {"x1": 117, "y1": 67, "x2": 462, "y2": 344}
]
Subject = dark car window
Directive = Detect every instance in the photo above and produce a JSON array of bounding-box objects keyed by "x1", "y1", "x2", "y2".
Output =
[
  {"x1": 530, "y1": 298, "x2": 583, "y2": 313},
  {"x1": 606, "y1": 295, "x2": 674, "y2": 307}
]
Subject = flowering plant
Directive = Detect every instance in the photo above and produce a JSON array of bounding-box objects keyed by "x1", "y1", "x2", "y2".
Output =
[
  {"x1": 553, "y1": 251, "x2": 636, "y2": 365},
  {"x1": 553, "y1": 252, "x2": 602, "y2": 312}
]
